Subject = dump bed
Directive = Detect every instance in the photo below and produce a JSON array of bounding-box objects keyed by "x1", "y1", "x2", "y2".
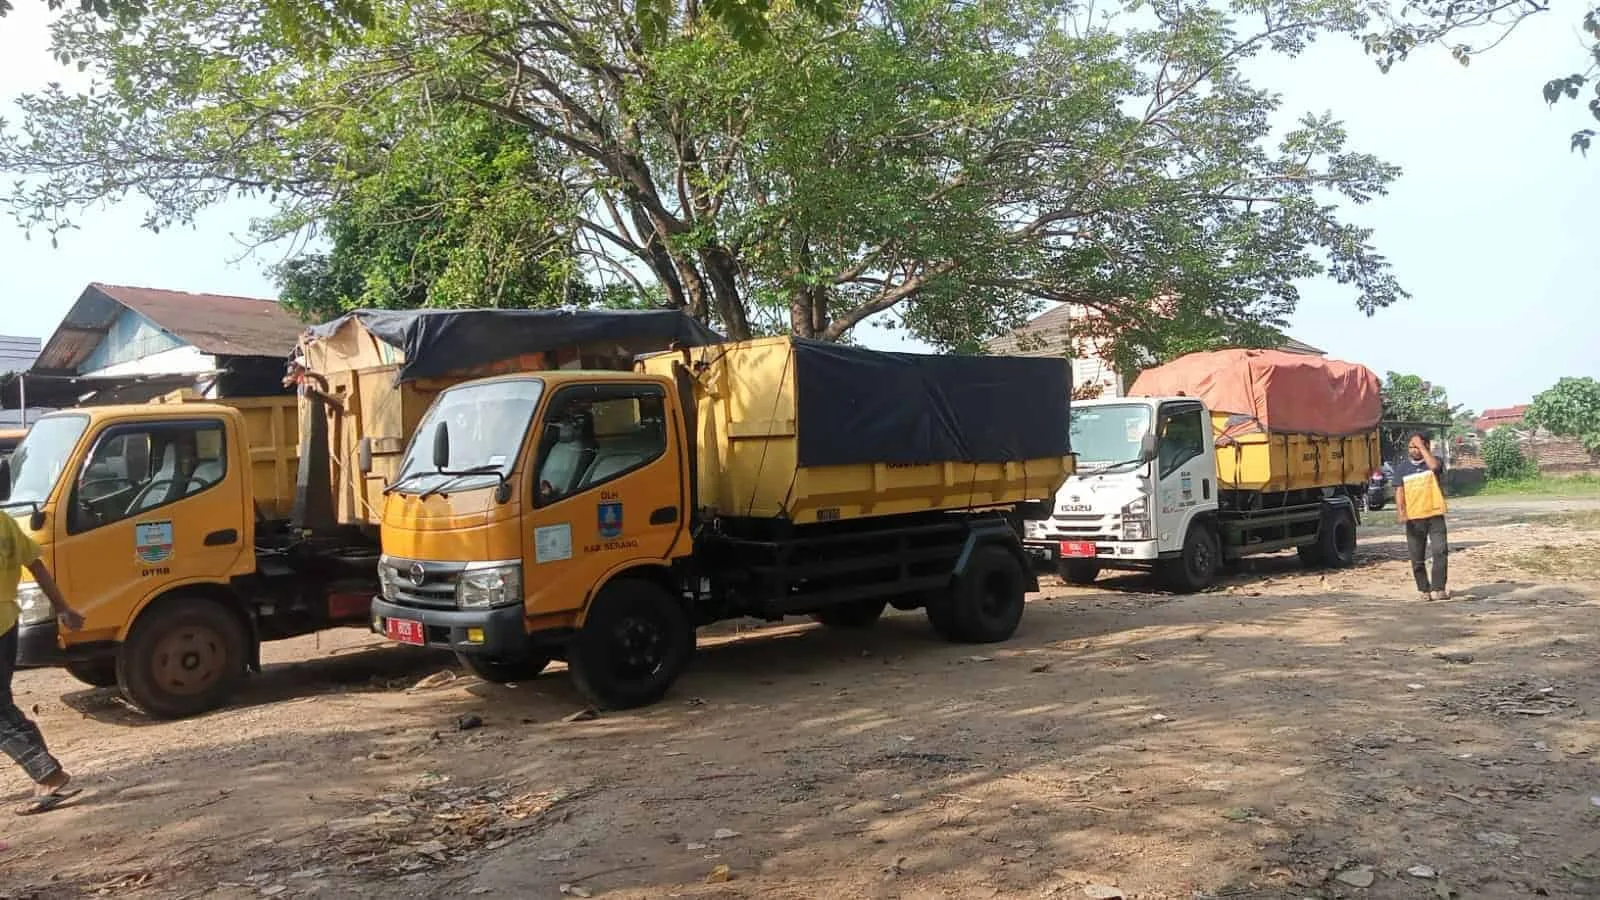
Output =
[
  {"x1": 294, "y1": 308, "x2": 722, "y2": 527},
  {"x1": 641, "y1": 337, "x2": 1073, "y2": 525},
  {"x1": 1130, "y1": 350, "x2": 1382, "y2": 493},
  {"x1": 149, "y1": 393, "x2": 300, "y2": 519}
]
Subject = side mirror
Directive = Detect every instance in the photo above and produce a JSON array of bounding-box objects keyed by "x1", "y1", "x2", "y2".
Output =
[
  {"x1": 0, "y1": 458, "x2": 10, "y2": 503},
  {"x1": 357, "y1": 437, "x2": 374, "y2": 476},
  {"x1": 1140, "y1": 432, "x2": 1158, "y2": 462},
  {"x1": 431, "y1": 422, "x2": 450, "y2": 471}
]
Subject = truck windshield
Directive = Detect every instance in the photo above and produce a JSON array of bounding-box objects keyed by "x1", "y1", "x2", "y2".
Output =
[
  {"x1": 392, "y1": 379, "x2": 545, "y2": 495},
  {"x1": 1070, "y1": 404, "x2": 1151, "y2": 466},
  {"x1": 4, "y1": 414, "x2": 89, "y2": 509}
]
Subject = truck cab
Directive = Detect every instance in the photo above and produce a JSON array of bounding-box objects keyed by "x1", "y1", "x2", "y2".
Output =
[{"x1": 1024, "y1": 397, "x2": 1218, "y2": 584}]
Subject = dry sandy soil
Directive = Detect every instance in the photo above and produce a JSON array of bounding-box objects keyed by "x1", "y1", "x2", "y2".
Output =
[{"x1": 3, "y1": 497, "x2": 1597, "y2": 899}]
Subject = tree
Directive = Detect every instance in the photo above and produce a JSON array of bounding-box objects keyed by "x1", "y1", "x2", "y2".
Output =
[
  {"x1": 1, "y1": 0, "x2": 1408, "y2": 355},
  {"x1": 1525, "y1": 376, "x2": 1600, "y2": 452},
  {"x1": 1482, "y1": 425, "x2": 1534, "y2": 480},
  {"x1": 1381, "y1": 371, "x2": 1462, "y2": 425},
  {"x1": 1363, "y1": 2, "x2": 1600, "y2": 155}
]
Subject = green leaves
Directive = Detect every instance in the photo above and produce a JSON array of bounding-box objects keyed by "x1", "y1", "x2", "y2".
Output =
[
  {"x1": 1525, "y1": 376, "x2": 1600, "y2": 454},
  {"x1": 2, "y1": 0, "x2": 1406, "y2": 357}
]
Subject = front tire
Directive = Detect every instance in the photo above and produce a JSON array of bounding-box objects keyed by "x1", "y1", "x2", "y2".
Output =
[
  {"x1": 64, "y1": 657, "x2": 119, "y2": 688},
  {"x1": 926, "y1": 545, "x2": 1026, "y2": 643},
  {"x1": 1058, "y1": 560, "x2": 1102, "y2": 586},
  {"x1": 1162, "y1": 523, "x2": 1219, "y2": 593},
  {"x1": 117, "y1": 597, "x2": 250, "y2": 719},
  {"x1": 567, "y1": 580, "x2": 694, "y2": 710},
  {"x1": 812, "y1": 598, "x2": 888, "y2": 628},
  {"x1": 456, "y1": 652, "x2": 551, "y2": 684}
]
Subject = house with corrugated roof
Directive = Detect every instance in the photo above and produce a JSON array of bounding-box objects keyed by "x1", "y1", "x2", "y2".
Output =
[
  {"x1": 5, "y1": 283, "x2": 305, "y2": 412},
  {"x1": 983, "y1": 303, "x2": 1324, "y2": 398}
]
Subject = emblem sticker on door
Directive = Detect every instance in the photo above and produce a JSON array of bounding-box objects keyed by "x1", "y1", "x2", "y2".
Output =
[
  {"x1": 135, "y1": 520, "x2": 174, "y2": 564},
  {"x1": 597, "y1": 501, "x2": 623, "y2": 539}
]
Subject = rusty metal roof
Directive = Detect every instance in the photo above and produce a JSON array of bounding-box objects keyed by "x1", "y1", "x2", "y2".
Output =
[{"x1": 35, "y1": 283, "x2": 307, "y2": 373}]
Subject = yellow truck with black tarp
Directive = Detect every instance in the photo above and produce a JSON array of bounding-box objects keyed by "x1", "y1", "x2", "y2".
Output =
[
  {"x1": 9, "y1": 308, "x2": 722, "y2": 719},
  {"x1": 371, "y1": 336, "x2": 1074, "y2": 709}
]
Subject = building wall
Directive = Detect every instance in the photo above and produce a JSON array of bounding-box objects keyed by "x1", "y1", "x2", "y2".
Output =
[
  {"x1": 0, "y1": 334, "x2": 41, "y2": 427},
  {"x1": 85, "y1": 344, "x2": 214, "y2": 379},
  {"x1": 79, "y1": 306, "x2": 187, "y2": 372}
]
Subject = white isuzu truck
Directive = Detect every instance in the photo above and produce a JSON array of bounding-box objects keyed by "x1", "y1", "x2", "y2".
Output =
[{"x1": 1023, "y1": 350, "x2": 1384, "y2": 592}]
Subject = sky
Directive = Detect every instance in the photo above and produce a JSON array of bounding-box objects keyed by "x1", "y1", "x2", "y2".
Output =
[{"x1": 1, "y1": 4, "x2": 1595, "y2": 413}]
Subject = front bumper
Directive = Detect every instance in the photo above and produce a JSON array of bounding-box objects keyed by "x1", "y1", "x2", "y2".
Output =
[
  {"x1": 371, "y1": 597, "x2": 528, "y2": 658},
  {"x1": 14, "y1": 621, "x2": 116, "y2": 668},
  {"x1": 1024, "y1": 538, "x2": 1163, "y2": 564}
]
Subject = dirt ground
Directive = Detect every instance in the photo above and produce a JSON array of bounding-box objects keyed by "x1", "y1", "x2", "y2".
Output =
[{"x1": 3, "y1": 497, "x2": 1597, "y2": 899}]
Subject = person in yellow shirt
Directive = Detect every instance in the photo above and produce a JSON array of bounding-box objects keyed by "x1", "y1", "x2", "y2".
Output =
[
  {"x1": 0, "y1": 511, "x2": 85, "y2": 815},
  {"x1": 1393, "y1": 432, "x2": 1449, "y2": 601}
]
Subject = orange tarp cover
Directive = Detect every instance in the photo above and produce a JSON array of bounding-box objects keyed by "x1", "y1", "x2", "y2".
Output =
[{"x1": 1129, "y1": 349, "x2": 1382, "y2": 437}]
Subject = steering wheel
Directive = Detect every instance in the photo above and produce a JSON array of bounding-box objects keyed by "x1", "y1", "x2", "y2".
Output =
[{"x1": 79, "y1": 475, "x2": 137, "y2": 502}]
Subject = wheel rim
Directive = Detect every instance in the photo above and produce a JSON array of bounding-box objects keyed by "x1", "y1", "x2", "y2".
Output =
[
  {"x1": 1189, "y1": 536, "x2": 1213, "y2": 578},
  {"x1": 978, "y1": 571, "x2": 1013, "y2": 619},
  {"x1": 150, "y1": 625, "x2": 230, "y2": 696},
  {"x1": 609, "y1": 613, "x2": 667, "y2": 681}
]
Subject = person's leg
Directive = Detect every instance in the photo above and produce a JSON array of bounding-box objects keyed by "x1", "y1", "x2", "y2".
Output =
[
  {"x1": 1428, "y1": 516, "x2": 1449, "y2": 595},
  {"x1": 0, "y1": 626, "x2": 71, "y2": 799},
  {"x1": 1405, "y1": 521, "x2": 1430, "y2": 595}
]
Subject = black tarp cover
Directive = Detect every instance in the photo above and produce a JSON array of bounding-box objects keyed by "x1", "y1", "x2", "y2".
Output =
[
  {"x1": 306, "y1": 308, "x2": 724, "y2": 382},
  {"x1": 792, "y1": 339, "x2": 1071, "y2": 467}
]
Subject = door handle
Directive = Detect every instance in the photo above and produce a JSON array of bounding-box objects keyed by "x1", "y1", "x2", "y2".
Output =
[
  {"x1": 649, "y1": 506, "x2": 679, "y2": 526},
  {"x1": 204, "y1": 528, "x2": 239, "y2": 547}
]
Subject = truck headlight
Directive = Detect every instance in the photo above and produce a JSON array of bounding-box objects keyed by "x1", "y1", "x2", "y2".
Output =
[
  {"x1": 1121, "y1": 497, "x2": 1151, "y2": 541},
  {"x1": 17, "y1": 583, "x2": 51, "y2": 626},
  {"x1": 377, "y1": 561, "x2": 401, "y2": 601},
  {"x1": 456, "y1": 562, "x2": 522, "y2": 610}
]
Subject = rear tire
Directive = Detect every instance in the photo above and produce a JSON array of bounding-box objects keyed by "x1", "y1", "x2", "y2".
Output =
[
  {"x1": 567, "y1": 580, "x2": 694, "y2": 710},
  {"x1": 1058, "y1": 560, "x2": 1102, "y2": 586},
  {"x1": 1162, "y1": 523, "x2": 1219, "y2": 593},
  {"x1": 926, "y1": 545, "x2": 1026, "y2": 643},
  {"x1": 1304, "y1": 506, "x2": 1358, "y2": 569},
  {"x1": 811, "y1": 599, "x2": 888, "y2": 628},
  {"x1": 117, "y1": 597, "x2": 250, "y2": 719},
  {"x1": 64, "y1": 657, "x2": 119, "y2": 688},
  {"x1": 456, "y1": 652, "x2": 551, "y2": 684}
]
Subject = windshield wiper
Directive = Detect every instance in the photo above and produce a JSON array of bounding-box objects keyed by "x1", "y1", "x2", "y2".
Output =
[
  {"x1": 382, "y1": 470, "x2": 432, "y2": 496},
  {"x1": 418, "y1": 465, "x2": 508, "y2": 501},
  {"x1": 1086, "y1": 456, "x2": 1149, "y2": 474}
]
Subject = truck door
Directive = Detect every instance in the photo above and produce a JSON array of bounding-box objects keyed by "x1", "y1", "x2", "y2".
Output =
[
  {"x1": 521, "y1": 382, "x2": 687, "y2": 616},
  {"x1": 1154, "y1": 401, "x2": 1211, "y2": 549},
  {"x1": 56, "y1": 417, "x2": 250, "y2": 639}
]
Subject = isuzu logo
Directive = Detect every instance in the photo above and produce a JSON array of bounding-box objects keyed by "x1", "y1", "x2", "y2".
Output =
[
  {"x1": 1060, "y1": 504, "x2": 1093, "y2": 513},
  {"x1": 408, "y1": 563, "x2": 427, "y2": 587}
]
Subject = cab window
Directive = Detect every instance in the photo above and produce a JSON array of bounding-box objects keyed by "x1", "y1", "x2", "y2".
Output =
[
  {"x1": 534, "y1": 385, "x2": 667, "y2": 506},
  {"x1": 1157, "y1": 405, "x2": 1206, "y2": 478},
  {"x1": 70, "y1": 420, "x2": 228, "y2": 533}
]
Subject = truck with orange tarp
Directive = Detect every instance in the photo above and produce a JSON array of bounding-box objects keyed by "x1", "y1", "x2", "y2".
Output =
[{"x1": 1023, "y1": 349, "x2": 1382, "y2": 592}]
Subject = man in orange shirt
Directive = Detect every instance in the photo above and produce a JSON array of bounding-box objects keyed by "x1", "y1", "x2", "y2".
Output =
[
  {"x1": 1394, "y1": 432, "x2": 1449, "y2": 601},
  {"x1": 0, "y1": 510, "x2": 85, "y2": 815}
]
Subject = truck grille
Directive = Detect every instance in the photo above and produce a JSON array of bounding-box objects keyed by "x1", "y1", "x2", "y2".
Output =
[
  {"x1": 1035, "y1": 513, "x2": 1120, "y2": 544},
  {"x1": 381, "y1": 557, "x2": 467, "y2": 610}
]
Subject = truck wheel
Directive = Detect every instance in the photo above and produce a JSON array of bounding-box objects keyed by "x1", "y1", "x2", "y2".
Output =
[
  {"x1": 812, "y1": 599, "x2": 888, "y2": 628},
  {"x1": 64, "y1": 658, "x2": 119, "y2": 688},
  {"x1": 455, "y1": 652, "x2": 551, "y2": 684},
  {"x1": 117, "y1": 598, "x2": 249, "y2": 719},
  {"x1": 1306, "y1": 507, "x2": 1358, "y2": 569},
  {"x1": 929, "y1": 545, "x2": 1026, "y2": 644},
  {"x1": 568, "y1": 580, "x2": 694, "y2": 710},
  {"x1": 1058, "y1": 560, "x2": 1102, "y2": 586},
  {"x1": 1163, "y1": 523, "x2": 1219, "y2": 593}
]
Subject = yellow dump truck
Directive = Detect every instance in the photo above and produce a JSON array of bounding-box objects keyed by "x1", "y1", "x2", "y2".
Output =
[
  {"x1": 371, "y1": 337, "x2": 1074, "y2": 709},
  {"x1": 1023, "y1": 349, "x2": 1382, "y2": 592},
  {"x1": 1, "y1": 394, "x2": 385, "y2": 717},
  {"x1": 10, "y1": 308, "x2": 721, "y2": 718}
]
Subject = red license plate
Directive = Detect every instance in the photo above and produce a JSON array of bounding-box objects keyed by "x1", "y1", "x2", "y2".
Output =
[
  {"x1": 1059, "y1": 540, "x2": 1098, "y2": 558},
  {"x1": 385, "y1": 618, "x2": 425, "y2": 646}
]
